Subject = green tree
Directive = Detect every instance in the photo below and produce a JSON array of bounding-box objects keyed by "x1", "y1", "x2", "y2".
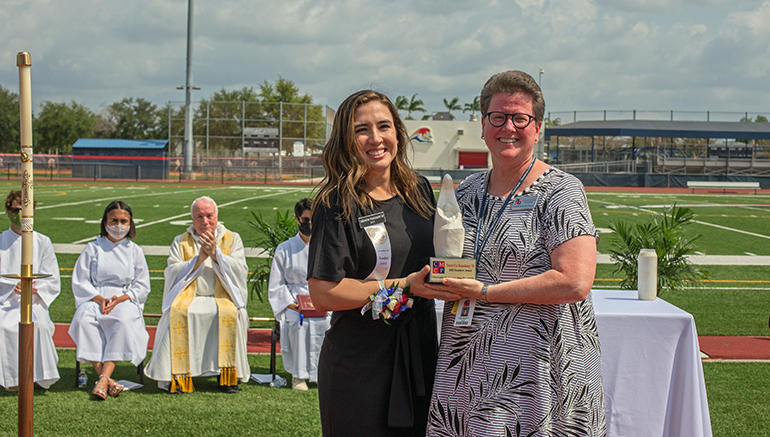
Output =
[
  {"x1": 755, "y1": 115, "x2": 768, "y2": 122},
  {"x1": 405, "y1": 93, "x2": 426, "y2": 120},
  {"x1": 103, "y1": 97, "x2": 163, "y2": 140},
  {"x1": 395, "y1": 95, "x2": 409, "y2": 117},
  {"x1": 259, "y1": 76, "x2": 312, "y2": 104},
  {"x1": 443, "y1": 97, "x2": 461, "y2": 119},
  {"x1": 190, "y1": 78, "x2": 324, "y2": 156},
  {"x1": 463, "y1": 96, "x2": 480, "y2": 116},
  {"x1": 34, "y1": 100, "x2": 95, "y2": 153},
  {"x1": 544, "y1": 117, "x2": 561, "y2": 128},
  {"x1": 258, "y1": 77, "x2": 324, "y2": 156},
  {"x1": 0, "y1": 85, "x2": 20, "y2": 153},
  {"x1": 155, "y1": 101, "x2": 182, "y2": 142},
  {"x1": 195, "y1": 87, "x2": 262, "y2": 151}
]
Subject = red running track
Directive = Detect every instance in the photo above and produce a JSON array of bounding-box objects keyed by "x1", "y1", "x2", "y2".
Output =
[
  {"x1": 53, "y1": 324, "x2": 280, "y2": 355},
  {"x1": 51, "y1": 324, "x2": 770, "y2": 360}
]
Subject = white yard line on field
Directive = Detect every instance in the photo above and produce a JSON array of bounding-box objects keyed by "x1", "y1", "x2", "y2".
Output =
[
  {"x1": 595, "y1": 253, "x2": 770, "y2": 265},
  {"x1": 36, "y1": 187, "x2": 223, "y2": 210},
  {"x1": 591, "y1": 199, "x2": 770, "y2": 241}
]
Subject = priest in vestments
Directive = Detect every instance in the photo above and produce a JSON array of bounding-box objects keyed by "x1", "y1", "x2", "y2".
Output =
[{"x1": 144, "y1": 196, "x2": 250, "y2": 393}]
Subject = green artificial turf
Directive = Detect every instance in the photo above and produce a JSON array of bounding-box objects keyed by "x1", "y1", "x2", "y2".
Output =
[
  {"x1": 1, "y1": 182, "x2": 769, "y2": 435},
  {"x1": 703, "y1": 362, "x2": 770, "y2": 436},
  {"x1": 0, "y1": 351, "x2": 321, "y2": 437}
]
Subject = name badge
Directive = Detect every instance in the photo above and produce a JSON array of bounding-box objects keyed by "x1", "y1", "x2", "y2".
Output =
[
  {"x1": 510, "y1": 195, "x2": 538, "y2": 211},
  {"x1": 358, "y1": 211, "x2": 386, "y2": 228}
]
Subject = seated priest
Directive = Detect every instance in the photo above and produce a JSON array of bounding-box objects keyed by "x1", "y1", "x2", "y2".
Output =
[
  {"x1": 144, "y1": 196, "x2": 250, "y2": 393},
  {"x1": 0, "y1": 190, "x2": 61, "y2": 391}
]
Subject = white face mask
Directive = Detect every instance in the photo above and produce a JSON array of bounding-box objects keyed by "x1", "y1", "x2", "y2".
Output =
[{"x1": 106, "y1": 224, "x2": 130, "y2": 241}]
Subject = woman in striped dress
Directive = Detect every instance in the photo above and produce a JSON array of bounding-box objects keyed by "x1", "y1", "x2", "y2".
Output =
[{"x1": 425, "y1": 71, "x2": 606, "y2": 436}]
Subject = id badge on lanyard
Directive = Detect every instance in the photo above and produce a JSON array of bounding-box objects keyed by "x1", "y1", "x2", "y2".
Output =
[{"x1": 454, "y1": 156, "x2": 536, "y2": 327}]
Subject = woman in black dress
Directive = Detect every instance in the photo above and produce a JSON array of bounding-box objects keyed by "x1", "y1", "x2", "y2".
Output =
[{"x1": 308, "y1": 90, "x2": 459, "y2": 436}]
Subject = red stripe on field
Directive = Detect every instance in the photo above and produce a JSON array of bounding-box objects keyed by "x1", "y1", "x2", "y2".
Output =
[
  {"x1": 698, "y1": 336, "x2": 770, "y2": 360},
  {"x1": 53, "y1": 323, "x2": 279, "y2": 354}
]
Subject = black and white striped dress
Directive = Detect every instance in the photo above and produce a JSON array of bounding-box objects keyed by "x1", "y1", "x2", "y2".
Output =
[{"x1": 427, "y1": 168, "x2": 606, "y2": 437}]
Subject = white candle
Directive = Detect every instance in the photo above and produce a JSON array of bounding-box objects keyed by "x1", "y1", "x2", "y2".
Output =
[{"x1": 637, "y1": 249, "x2": 657, "y2": 300}]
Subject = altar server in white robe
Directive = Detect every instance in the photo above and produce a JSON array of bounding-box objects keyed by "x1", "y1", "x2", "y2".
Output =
[
  {"x1": 144, "y1": 196, "x2": 250, "y2": 393},
  {"x1": 0, "y1": 190, "x2": 60, "y2": 391},
  {"x1": 269, "y1": 198, "x2": 330, "y2": 391},
  {"x1": 69, "y1": 200, "x2": 150, "y2": 399}
]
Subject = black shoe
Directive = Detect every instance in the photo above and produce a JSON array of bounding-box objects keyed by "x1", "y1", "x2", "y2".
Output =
[{"x1": 218, "y1": 384, "x2": 240, "y2": 394}]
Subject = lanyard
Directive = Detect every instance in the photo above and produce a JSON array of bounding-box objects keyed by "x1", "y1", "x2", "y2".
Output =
[{"x1": 473, "y1": 155, "x2": 536, "y2": 260}]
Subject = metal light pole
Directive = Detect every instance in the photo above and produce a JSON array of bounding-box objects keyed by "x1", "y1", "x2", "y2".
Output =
[
  {"x1": 181, "y1": 0, "x2": 196, "y2": 180},
  {"x1": 537, "y1": 67, "x2": 545, "y2": 161}
]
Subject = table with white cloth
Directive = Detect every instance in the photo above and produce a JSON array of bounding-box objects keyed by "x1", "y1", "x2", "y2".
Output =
[{"x1": 593, "y1": 289, "x2": 712, "y2": 437}]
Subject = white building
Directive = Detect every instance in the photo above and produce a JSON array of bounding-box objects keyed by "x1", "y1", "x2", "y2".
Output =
[{"x1": 404, "y1": 119, "x2": 488, "y2": 170}]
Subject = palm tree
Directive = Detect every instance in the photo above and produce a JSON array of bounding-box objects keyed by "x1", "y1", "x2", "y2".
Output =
[
  {"x1": 463, "y1": 96, "x2": 480, "y2": 120},
  {"x1": 443, "y1": 97, "x2": 461, "y2": 119},
  {"x1": 405, "y1": 93, "x2": 426, "y2": 120},
  {"x1": 395, "y1": 95, "x2": 409, "y2": 117}
]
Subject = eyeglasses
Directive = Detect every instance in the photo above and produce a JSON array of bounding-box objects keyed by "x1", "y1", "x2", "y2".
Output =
[
  {"x1": 486, "y1": 112, "x2": 536, "y2": 129},
  {"x1": 297, "y1": 217, "x2": 311, "y2": 224}
]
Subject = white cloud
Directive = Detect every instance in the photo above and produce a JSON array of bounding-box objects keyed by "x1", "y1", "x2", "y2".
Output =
[{"x1": 0, "y1": 0, "x2": 768, "y2": 118}]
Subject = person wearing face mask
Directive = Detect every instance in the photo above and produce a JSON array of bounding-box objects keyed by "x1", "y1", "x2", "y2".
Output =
[
  {"x1": 0, "y1": 190, "x2": 61, "y2": 391},
  {"x1": 69, "y1": 200, "x2": 150, "y2": 400},
  {"x1": 268, "y1": 198, "x2": 330, "y2": 391}
]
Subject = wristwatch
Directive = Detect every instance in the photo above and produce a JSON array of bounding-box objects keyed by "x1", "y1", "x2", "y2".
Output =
[{"x1": 480, "y1": 284, "x2": 489, "y2": 304}]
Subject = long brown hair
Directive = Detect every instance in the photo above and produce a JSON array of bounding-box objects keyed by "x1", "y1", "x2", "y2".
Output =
[{"x1": 314, "y1": 90, "x2": 433, "y2": 221}]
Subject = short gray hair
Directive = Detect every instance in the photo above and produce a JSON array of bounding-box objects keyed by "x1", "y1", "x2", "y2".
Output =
[{"x1": 190, "y1": 196, "x2": 218, "y2": 216}]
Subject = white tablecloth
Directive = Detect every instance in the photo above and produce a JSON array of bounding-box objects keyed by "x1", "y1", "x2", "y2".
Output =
[{"x1": 593, "y1": 289, "x2": 712, "y2": 437}]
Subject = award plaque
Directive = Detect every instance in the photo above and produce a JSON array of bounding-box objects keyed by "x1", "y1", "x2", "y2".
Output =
[
  {"x1": 428, "y1": 257, "x2": 476, "y2": 283},
  {"x1": 430, "y1": 174, "x2": 476, "y2": 283}
]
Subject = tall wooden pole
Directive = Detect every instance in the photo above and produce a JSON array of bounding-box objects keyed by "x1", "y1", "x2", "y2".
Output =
[{"x1": 17, "y1": 51, "x2": 35, "y2": 437}]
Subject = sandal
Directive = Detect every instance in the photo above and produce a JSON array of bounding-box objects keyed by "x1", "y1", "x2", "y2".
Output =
[
  {"x1": 107, "y1": 378, "x2": 124, "y2": 397},
  {"x1": 92, "y1": 375, "x2": 108, "y2": 400}
]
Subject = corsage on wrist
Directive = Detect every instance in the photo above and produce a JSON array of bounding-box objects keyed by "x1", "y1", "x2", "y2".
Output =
[{"x1": 361, "y1": 280, "x2": 413, "y2": 323}]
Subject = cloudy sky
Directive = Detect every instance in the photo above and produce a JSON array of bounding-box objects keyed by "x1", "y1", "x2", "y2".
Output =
[{"x1": 2, "y1": 0, "x2": 769, "y2": 121}]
